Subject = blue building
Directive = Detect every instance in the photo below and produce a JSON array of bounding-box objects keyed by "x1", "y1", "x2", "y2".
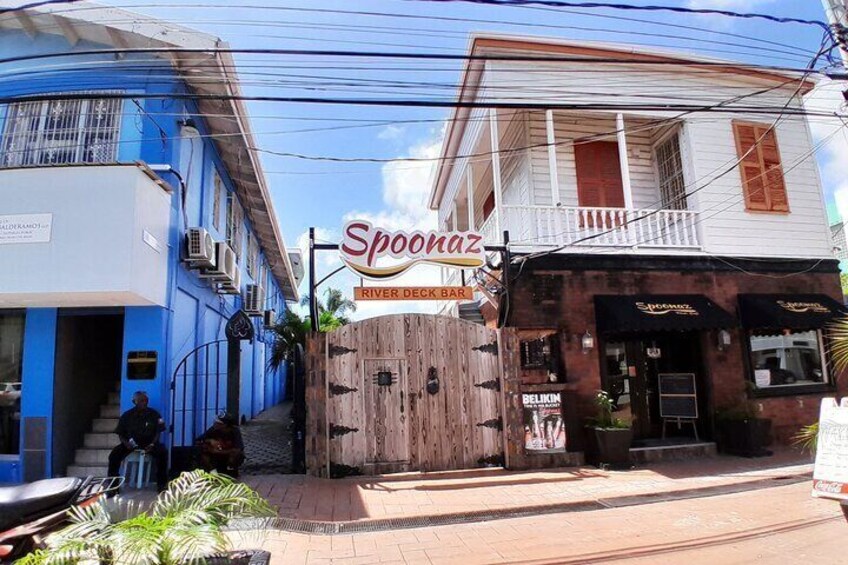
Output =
[{"x1": 0, "y1": 3, "x2": 301, "y2": 483}]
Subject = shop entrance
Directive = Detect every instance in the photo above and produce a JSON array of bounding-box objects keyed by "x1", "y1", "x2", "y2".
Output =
[{"x1": 603, "y1": 332, "x2": 709, "y2": 445}]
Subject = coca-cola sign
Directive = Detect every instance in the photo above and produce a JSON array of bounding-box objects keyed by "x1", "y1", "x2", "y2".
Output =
[{"x1": 340, "y1": 220, "x2": 485, "y2": 280}]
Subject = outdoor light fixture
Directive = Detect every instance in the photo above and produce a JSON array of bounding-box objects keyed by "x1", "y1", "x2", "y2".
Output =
[
  {"x1": 718, "y1": 329, "x2": 732, "y2": 351},
  {"x1": 581, "y1": 331, "x2": 594, "y2": 354}
]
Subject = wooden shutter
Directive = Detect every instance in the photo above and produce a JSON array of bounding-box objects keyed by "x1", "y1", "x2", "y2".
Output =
[
  {"x1": 574, "y1": 141, "x2": 624, "y2": 208},
  {"x1": 732, "y1": 121, "x2": 789, "y2": 213}
]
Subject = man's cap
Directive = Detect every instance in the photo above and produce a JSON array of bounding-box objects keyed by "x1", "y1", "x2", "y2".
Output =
[{"x1": 216, "y1": 411, "x2": 237, "y2": 425}]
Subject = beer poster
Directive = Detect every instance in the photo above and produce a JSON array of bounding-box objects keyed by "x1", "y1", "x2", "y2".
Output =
[{"x1": 522, "y1": 392, "x2": 566, "y2": 453}]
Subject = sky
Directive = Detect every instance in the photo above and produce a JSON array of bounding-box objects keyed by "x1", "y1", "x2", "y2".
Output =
[{"x1": 96, "y1": 0, "x2": 847, "y2": 318}]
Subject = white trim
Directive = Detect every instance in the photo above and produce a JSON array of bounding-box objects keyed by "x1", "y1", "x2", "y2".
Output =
[
  {"x1": 545, "y1": 109, "x2": 560, "y2": 206},
  {"x1": 466, "y1": 168, "x2": 475, "y2": 230},
  {"x1": 489, "y1": 108, "x2": 504, "y2": 238},
  {"x1": 616, "y1": 113, "x2": 634, "y2": 210}
]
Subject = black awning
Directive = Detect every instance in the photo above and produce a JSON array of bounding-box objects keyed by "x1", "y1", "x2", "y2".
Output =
[
  {"x1": 738, "y1": 294, "x2": 847, "y2": 331},
  {"x1": 594, "y1": 294, "x2": 736, "y2": 335}
]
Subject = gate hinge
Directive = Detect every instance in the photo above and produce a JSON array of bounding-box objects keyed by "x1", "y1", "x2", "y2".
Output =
[
  {"x1": 329, "y1": 423, "x2": 359, "y2": 439},
  {"x1": 329, "y1": 344, "x2": 357, "y2": 358},
  {"x1": 329, "y1": 383, "x2": 358, "y2": 396},
  {"x1": 472, "y1": 342, "x2": 499, "y2": 355},
  {"x1": 476, "y1": 417, "x2": 503, "y2": 431},
  {"x1": 474, "y1": 378, "x2": 501, "y2": 392},
  {"x1": 329, "y1": 462, "x2": 362, "y2": 479}
]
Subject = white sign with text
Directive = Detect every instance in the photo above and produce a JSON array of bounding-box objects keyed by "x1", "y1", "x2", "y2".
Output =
[
  {"x1": 0, "y1": 213, "x2": 53, "y2": 245},
  {"x1": 812, "y1": 397, "x2": 848, "y2": 501}
]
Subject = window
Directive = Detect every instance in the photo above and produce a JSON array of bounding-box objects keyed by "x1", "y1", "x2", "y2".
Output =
[
  {"x1": 246, "y1": 233, "x2": 258, "y2": 279},
  {"x1": 1, "y1": 97, "x2": 122, "y2": 167},
  {"x1": 520, "y1": 338, "x2": 549, "y2": 369},
  {"x1": 749, "y1": 330, "x2": 828, "y2": 389},
  {"x1": 655, "y1": 132, "x2": 687, "y2": 210},
  {"x1": 212, "y1": 171, "x2": 223, "y2": 231},
  {"x1": 226, "y1": 192, "x2": 243, "y2": 261},
  {"x1": 732, "y1": 121, "x2": 789, "y2": 213},
  {"x1": 574, "y1": 141, "x2": 625, "y2": 208},
  {"x1": 0, "y1": 312, "x2": 25, "y2": 455}
]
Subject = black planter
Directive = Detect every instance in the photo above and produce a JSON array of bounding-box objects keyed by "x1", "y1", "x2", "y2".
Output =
[
  {"x1": 592, "y1": 427, "x2": 633, "y2": 468},
  {"x1": 716, "y1": 418, "x2": 772, "y2": 457},
  {"x1": 208, "y1": 550, "x2": 271, "y2": 565}
]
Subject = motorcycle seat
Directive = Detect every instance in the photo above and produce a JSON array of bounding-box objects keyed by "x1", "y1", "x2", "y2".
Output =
[{"x1": 0, "y1": 477, "x2": 83, "y2": 531}]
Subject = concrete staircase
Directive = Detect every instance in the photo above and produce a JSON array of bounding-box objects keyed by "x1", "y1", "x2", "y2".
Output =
[
  {"x1": 66, "y1": 390, "x2": 121, "y2": 477},
  {"x1": 458, "y1": 301, "x2": 485, "y2": 325}
]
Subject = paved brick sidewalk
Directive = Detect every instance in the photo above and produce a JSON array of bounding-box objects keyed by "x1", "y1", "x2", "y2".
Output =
[
  {"x1": 244, "y1": 448, "x2": 813, "y2": 523},
  {"x1": 240, "y1": 481, "x2": 844, "y2": 565},
  {"x1": 241, "y1": 402, "x2": 293, "y2": 476}
]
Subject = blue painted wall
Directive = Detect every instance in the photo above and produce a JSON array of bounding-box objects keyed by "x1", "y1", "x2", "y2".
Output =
[{"x1": 0, "y1": 29, "x2": 289, "y2": 481}]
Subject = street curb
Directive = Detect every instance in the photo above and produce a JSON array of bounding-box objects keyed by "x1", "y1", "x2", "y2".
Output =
[{"x1": 231, "y1": 471, "x2": 812, "y2": 535}]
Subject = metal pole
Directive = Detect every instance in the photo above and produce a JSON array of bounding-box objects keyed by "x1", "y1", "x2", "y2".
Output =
[
  {"x1": 498, "y1": 230, "x2": 511, "y2": 329},
  {"x1": 309, "y1": 227, "x2": 320, "y2": 332},
  {"x1": 823, "y1": 0, "x2": 848, "y2": 67}
]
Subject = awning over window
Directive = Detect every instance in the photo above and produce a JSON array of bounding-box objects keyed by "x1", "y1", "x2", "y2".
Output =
[
  {"x1": 594, "y1": 294, "x2": 736, "y2": 335},
  {"x1": 738, "y1": 294, "x2": 847, "y2": 331}
]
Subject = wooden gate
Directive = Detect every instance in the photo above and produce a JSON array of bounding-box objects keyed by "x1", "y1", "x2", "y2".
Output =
[{"x1": 306, "y1": 314, "x2": 513, "y2": 477}]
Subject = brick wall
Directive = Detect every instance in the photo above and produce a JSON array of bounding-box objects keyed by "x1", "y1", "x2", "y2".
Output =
[{"x1": 497, "y1": 262, "x2": 845, "y2": 445}]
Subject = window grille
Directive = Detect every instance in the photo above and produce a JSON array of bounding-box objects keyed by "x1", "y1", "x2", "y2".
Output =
[
  {"x1": 212, "y1": 171, "x2": 222, "y2": 231},
  {"x1": 655, "y1": 132, "x2": 687, "y2": 210},
  {"x1": 226, "y1": 193, "x2": 243, "y2": 261},
  {"x1": 246, "y1": 233, "x2": 258, "y2": 278},
  {"x1": 1, "y1": 97, "x2": 122, "y2": 167}
]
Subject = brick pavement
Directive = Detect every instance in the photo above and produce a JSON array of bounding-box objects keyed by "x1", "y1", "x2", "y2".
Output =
[
  {"x1": 241, "y1": 402, "x2": 293, "y2": 476},
  {"x1": 237, "y1": 481, "x2": 845, "y2": 565},
  {"x1": 244, "y1": 448, "x2": 813, "y2": 524}
]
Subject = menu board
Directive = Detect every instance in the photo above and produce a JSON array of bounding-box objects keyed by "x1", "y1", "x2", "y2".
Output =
[
  {"x1": 522, "y1": 392, "x2": 566, "y2": 453},
  {"x1": 658, "y1": 373, "x2": 698, "y2": 419},
  {"x1": 812, "y1": 398, "x2": 848, "y2": 501}
]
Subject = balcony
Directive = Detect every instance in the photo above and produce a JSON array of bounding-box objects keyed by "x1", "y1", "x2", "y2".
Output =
[
  {"x1": 0, "y1": 164, "x2": 172, "y2": 308},
  {"x1": 481, "y1": 205, "x2": 701, "y2": 249}
]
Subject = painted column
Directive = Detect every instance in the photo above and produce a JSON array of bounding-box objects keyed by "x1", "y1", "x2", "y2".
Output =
[
  {"x1": 466, "y1": 167, "x2": 475, "y2": 230},
  {"x1": 616, "y1": 113, "x2": 635, "y2": 210},
  {"x1": 489, "y1": 108, "x2": 504, "y2": 239},
  {"x1": 546, "y1": 110, "x2": 561, "y2": 206}
]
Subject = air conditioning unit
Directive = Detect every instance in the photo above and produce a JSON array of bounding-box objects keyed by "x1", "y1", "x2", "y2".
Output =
[
  {"x1": 262, "y1": 310, "x2": 276, "y2": 329},
  {"x1": 244, "y1": 284, "x2": 265, "y2": 316},
  {"x1": 220, "y1": 266, "x2": 241, "y2": 295},
  {"x1": 199, "y1": 242, "x2": 234, "y2": 281},
  {"x1": 185, "y1": 228, "x2": 215, "y2": 268}
]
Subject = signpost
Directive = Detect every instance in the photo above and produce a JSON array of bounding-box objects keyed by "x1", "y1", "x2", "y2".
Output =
[{"x1": 812, "y1": 398, "x2": 848, "y2": 503}]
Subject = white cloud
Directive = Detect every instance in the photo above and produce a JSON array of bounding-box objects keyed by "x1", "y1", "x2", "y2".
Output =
[
  {"x1": 804, "y1": 79, "x2": 848, "y2": 222},
  {"x1": 377, "y1": 124, "x2": 406, "y2": 141}
]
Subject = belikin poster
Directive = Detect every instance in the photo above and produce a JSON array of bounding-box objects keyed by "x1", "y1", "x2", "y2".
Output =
[{"x1": 523, "y1": 393, "x2": 566, "y2": 453}]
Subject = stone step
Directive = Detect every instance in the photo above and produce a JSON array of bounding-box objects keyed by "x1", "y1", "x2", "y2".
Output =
[
  {"x1": 75, "y1": 448, "x2": 111, "y2": 465},
  {"x1": 100, "y1": 404, "x2": 120, "y2": 419},
  {"x1": 108, "y1": 391, "x2": 120, "y2": 405},
  {"x1": 92, "y1": 418, "x2": 119, "y2": 433},
  {"x1": 84, "y1": 433, "x2": 120, "y2": 449},
  {"x1": 66, "y1": 464, "x2": 108, "y2": 478}
]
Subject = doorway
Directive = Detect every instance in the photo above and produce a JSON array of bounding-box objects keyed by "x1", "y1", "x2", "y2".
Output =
[{"x1": 603, "y1": 332, "x2": 708, "y2": 445}]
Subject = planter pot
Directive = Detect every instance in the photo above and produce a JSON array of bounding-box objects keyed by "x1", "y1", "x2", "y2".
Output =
[
  {"x1": 207, "y1": 551, "x2": 271, "y2": 565},
  {"x1": 592, "y1": 427, "x2": 633, "y2": 469},
  {"x1": 716, "y1": 418, "x2": 772, "y2": 457}
]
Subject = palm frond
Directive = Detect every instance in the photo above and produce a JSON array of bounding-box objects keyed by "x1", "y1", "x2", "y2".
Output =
[
  {"x1": 827, "y1": 316, "x2": 848, "y2": 374},
  {"x1": 793, "y1": 421, "x2": 819, "y2": 454}
]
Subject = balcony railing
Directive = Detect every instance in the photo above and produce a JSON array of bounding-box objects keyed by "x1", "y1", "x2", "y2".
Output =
[{"x1": 480, "y1": 205, "x2": 701, "y2": 249}]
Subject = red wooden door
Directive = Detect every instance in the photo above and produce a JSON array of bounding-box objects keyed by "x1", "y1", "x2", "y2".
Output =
[{"x1": 574, "y1": 141, "x2": 625, "y2": 228}]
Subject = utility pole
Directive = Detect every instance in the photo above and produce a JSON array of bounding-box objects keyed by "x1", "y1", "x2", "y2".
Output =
[{"x1": 823, "y1": 0, "x2": 848, "y2": 67}]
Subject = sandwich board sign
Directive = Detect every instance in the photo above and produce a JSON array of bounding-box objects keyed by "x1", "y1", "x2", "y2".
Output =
[{"x1": 812, "y1": 398, "x2": 848, "y2": 501}]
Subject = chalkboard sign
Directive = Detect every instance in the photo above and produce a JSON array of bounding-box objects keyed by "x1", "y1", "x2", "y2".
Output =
[{"x1": 658, "y1": 373, "x2": 698, "y2": 419}]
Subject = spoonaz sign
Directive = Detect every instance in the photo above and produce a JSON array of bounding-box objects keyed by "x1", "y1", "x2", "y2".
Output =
[{"x1": 340, "y1": 220, "x2": 486, "y2": 280}]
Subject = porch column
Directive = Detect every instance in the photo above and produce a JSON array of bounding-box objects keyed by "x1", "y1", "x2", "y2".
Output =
[
  {"x1": 451, "y1": 201, "x2": 458, "y2": 231},
  {"x1": 489, "y1": 108, "x2": 504, "y2": 239},
  {"x1": 616, "y1": 113, "x2": 635, "y2": 210},
  {"x1": 466, "y1": 167, "x2": 475, "y2": 230},
  {"x1": 546, "y1": 110, "x2": 560, "y2": 205}
]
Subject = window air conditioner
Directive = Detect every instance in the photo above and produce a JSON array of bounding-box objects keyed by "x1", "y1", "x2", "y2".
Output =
[
  {"x1": 185, "y1": 228, "x2": 215, "y2": 268},
  {"x1": 199, "y1": 242, "x2": 234, "y2": 281},
  {"x1": 262, "y1": 310, "x2": 276, "y2": 329},
  {"x1": 220, "y1": 266, "x2": 241, "y2": 295},
  {"x1": 244, "y1": 284, "x2": 265, "y2": 316}
]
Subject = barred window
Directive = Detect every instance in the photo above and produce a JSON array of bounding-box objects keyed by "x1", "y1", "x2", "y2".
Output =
[
  {"x1": 655, "y1": 132, "x2": 687, "y2": 211},
  {"x1": 246, "y1": 233, "x2": 258, "y2": 278},
  {"x1": 212, "y1": 171, "x2": 223, "y2": 232},
  {"x1": 1, "y1": 97, "x2": 122, "y2": 167},
  {"x1": 226, "y1": 193, "x2": 243, "y2": 261}
]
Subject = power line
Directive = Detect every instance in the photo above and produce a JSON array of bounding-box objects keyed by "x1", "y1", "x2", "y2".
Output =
[{"x1": 0, "y1": 0, "x2": 79, "y2": 15}]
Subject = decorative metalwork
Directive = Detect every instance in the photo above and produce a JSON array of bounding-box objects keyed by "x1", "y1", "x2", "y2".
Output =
[
  {"x1": 329, "y1": 423, "x2": 360, "y2": 439},
  {"x1": 476, "y1": 418, "x2": 503, "y2": 431},
  {"x1": 330, "y1": 462, "x2": 362, "y2": 479},
  {"x1": 474, "y1": 378, "x2": 501, "y2": 392},
  {"x1": 426, "y1": 367, "x2": 440, "y2": 395},
  {"x1": 328, "y1": 383, "x2": 358, "y2": 396},
  {"x1": 328, "y1": 344, "x2": 357, "y2": 358},
  {"x1": 477, "y1": 454, "x2": 505, "y2": 467},
  {"x1": 225, "y1": 310, "x2": 255, "y2": 341},
  {"x1": 472, "y1": 342, "x2": 499, "y2": 356}
]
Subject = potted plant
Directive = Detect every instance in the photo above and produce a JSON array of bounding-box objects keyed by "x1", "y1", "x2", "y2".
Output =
[
  {"x1": 17, "y1": 471, "x2": 276, "y2": 565},
  {"x1": 587, "y1": 390, "x2": 632, "y2": 468},
  {"x1": 715, "y1": 385, "x2": 772, "y2": 457}
]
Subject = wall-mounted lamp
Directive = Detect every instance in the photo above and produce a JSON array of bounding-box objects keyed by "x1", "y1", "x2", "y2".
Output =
[
  {"x1": 581, "y1": 331, "x2": 595, "y2": 354},
  {"x1": 717, "y1": 329, "x2": 732, "y2": 351}
]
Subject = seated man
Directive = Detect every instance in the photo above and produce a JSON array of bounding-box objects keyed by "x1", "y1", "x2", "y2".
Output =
[
  {"x1": 197, "y1": 412, "x2": 245, "y2": 478},
  {"x1": 107, "y1": 391, "x2": 168, "y2": 492}
]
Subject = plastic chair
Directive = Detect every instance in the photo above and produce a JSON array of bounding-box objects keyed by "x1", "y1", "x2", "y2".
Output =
[{"x1": 123, "y1": 450, "x2": 152, "y2": 489}]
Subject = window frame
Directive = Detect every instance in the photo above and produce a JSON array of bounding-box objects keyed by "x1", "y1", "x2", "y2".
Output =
[
  {"x1": 745, "y1": 328, "x2": 836, "y2": 398},
  {"x1": 212, "y1": 170, "x2": 223, "y2": 232},
  {"x1": 652, "y1": 128, "x2": 688, "y2": 211},
  {"x1": 226, "y1": 192, "x2": 243, "y2": 261}
]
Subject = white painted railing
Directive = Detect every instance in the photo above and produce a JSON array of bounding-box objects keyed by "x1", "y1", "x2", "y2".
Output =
[
  {"x1": 479, "y1": 214, "x2": 500, "y2": 244},
  {"x1": 484, "y1": 205, "x2": 700, "y2": 249}
]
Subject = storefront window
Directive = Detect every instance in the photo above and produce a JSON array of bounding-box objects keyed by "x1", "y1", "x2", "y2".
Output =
[
  {"x1": 0, "y1": 312, "x2": 24, "y2": 455},
  {"x1": 604, "y1": 341, "x2": 633, "y2": 426},
  {"x1": 749, "y1": 330, "x2": 828, "y2": 389}
]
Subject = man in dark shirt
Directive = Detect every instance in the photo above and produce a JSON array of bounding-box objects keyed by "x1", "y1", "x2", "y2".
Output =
[
  {"x1": 196, "y1": 412, "x2": 245, "y2": 478},
  {"x1": 107, "y1": 391, "x2": 168, "y2": 491}
]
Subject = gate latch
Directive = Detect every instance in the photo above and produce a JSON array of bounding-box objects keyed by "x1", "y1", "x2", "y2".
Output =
[
  {"x1": 426, "y1": 367, "x2": 440, "y2": 395},
  {"x1": 376, "y1": 371, "x2": 394, "y2": 386}
]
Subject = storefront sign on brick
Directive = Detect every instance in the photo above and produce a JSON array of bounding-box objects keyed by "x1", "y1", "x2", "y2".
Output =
[
  {"x1": 812, "y1": 398, "x2": 848, "y2": 501},
  {"x1": 354, "y1": 286, "x2": 473, "y2": 301}
]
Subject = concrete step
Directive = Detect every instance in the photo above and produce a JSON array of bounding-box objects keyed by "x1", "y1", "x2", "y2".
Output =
[
  {"x1": 75, "y1": 448, "x2": 111, "y2": 465},
  {"x1": 84, "y1": 433, "x2": 120, "y2": 449},
  {"x1": 107, "y1": 391, "x2": 120, "y2": 405},
  {"x1": 66, "y1": 464, "x2": 108, "y2": 478},
  {"x1": 92, "y1": 417, "x2": 119, "y2": 433},
  {"x1": 100, "y1": 404, "x2": 120, "y2": 419}
]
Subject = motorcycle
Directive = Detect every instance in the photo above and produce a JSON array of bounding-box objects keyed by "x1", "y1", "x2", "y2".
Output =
[{"x1": 0, "y1": 476, "x2": 122, "y2": 562}]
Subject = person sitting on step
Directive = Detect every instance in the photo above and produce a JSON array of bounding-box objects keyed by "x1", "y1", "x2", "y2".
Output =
[
  {"x1": 196, "y1": 411, "x2": 245, "y2": 478},
  {"x1": 107, "y1": 391, "x2": 168, "y2": 492}
]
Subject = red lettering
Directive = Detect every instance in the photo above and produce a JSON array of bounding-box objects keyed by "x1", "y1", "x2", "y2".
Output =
[
  {"x1": 426, "y1": 234, "x2": 447, "y2": 254},
  {"x1": 368, "y1": 230, "x2": 391, "y2": 266},
  {"x1": 447, "y1": 235, "x2": 463, "y2": 254},
  {"x1": 390, "y1": 234, "x2": 408, "y2": 255},
  {"x1": 465, "y1": 233, "x2": 483, "y2": 254},
  {"x1": 340, "y1": 222, "x2": 369, "y2": 257},
  {"x1": 408, "y1": 233, "x2": 425, "y2": 254}
]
